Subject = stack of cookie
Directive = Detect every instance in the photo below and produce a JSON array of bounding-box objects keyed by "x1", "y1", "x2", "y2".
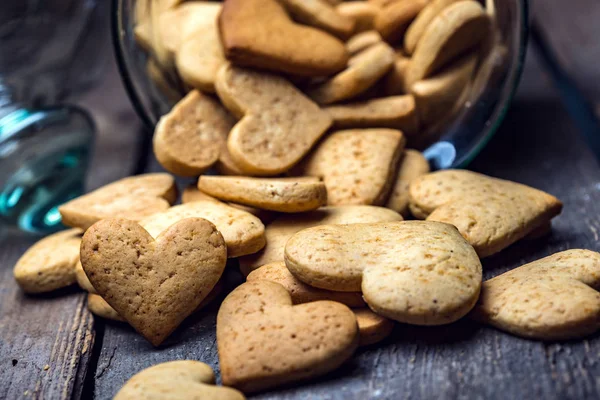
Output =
[{"x1": 11, "y1": 0, "x2": 600, "y2": 398}]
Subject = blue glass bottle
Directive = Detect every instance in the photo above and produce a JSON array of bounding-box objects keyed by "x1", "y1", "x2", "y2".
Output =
[{"x1": 0, "y1": 0, "x2": 109, "y2": 233}]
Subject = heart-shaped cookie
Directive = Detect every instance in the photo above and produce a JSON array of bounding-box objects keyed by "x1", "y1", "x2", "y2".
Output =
[
  {"x1": 285, "y1": 221, "x2": 482, "y2": 325},
  {"x1": 215, "y1": 64, "x2": 333, "y2": 175},
  {"x1": 239, "y1": 205, "x2": 403, "y2": 274},
  {"x1": 217, "y1": 280, "x2": 359, "y2": 393},
  {"x1": 409, "y1": 170, "x2": 563, "y2": 257},
  {"x1": 153, "y1": 90, "x2": 234, "y2": 176},
  {"x1": 219, "y1": 0, "x2": 348, "y2": 76},
  {"x1": 14, "y1": 229, "x2": 82, "y2": 293},
  {"x1": 81, "y1": 218, "x2": 227, "y2": 346},
  {"x1": 299, "y1": 129, "x2": 406, "y2": 205},
  {"x1": 59, "y1": 173, "x2": 177, "y2": 231},
  {"x1": 115, "y1": 360, "x2": 245, "y2": 400},
  {"x1": 473, "y1": 250, "x2": 600, "y2": 340}
]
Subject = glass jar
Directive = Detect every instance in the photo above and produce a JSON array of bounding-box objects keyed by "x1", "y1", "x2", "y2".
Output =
[{"x1": 114, "y1": 0, "x2": 528, "y2": 170}]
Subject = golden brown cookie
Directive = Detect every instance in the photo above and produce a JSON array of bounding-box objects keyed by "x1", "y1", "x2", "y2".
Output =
[
  {"x1": 404, "y1": 0, "x2": 465, "y2": 55},
  {"x1": 182, "y1": 186, "x2": 220, "y2": 204},
  {"x1": 409, "y1": 170, "x2": 563, "y2": 257},
  {"x1": 346, "y1": 30, "x2": 383, "y2": 55},
  {"x1": 154, "y1": 90, "x2": 234, "y2": 176},
  {"x1": 216, "y1": 64, "x2": 332, "y2": 175},
  {"x1": 246, "y1": 262, "x2": 366, "y2": 307},
  {"x1": 324, "y1": 95, "x2": 418, "y2": 134},
  {"x1": 59, "y1": 174, "x2": 177, "y2": 231},
  {"x1": 374, "y1": 0, "x2": 428, "y2": 43},
  {"x1": 75, "y1": 259, "x2": 96, "y2": 293},
  {"x1": 139, "y1": 201, "x2": 266, "y2": 258},
  {"x1": 406, "y1": 1, "x2": 491, "y2": 86},
  {"x1": 219, "y1": 0, "x2": 348, "y2": 76},
  {"x1": 411, "y1": 52, "x2": 478, "y2": 126},
  {"x1": 285, "y1": 221, "x2": 482, "y2": 325},
  {"x1": 473, "y1": 250, "x2": 600, "y2": 340},
  {"x1": 354, "y1": 308, "x2": 394, "y2": 346},
  {"x1": 114, "y1": 360, "x2": 245, "y2": 400},
  {"x1": 239, "y1": 205, "x2": 403, "y2": 274},
  {"x1": 183, "y1": 186, "x2": 278, "y2": 224},
  {"x1": 279, "y1": 0, "x2": 355, "y2": 39},
  {"x1": 13, "y1": 229, "x2": 82, "y2": 293},
  {"x1": 337, "y1": 2, "x2": 380, "y2": 33},
  {"x1": 299, "y1": 129, "x2": 406, "y2": 205},
  {"x1": 385, "y1": 150, "x2": 430, "y2": 216},
  {"x1": 174, "y1": 3, "x2": 225, "y2": 92},
  {"x1": 88, "y1": 294, "x2": 126, "y2": 322},
  {"x1": 81, "y1": 218, "x2": 227, "y2": 346},
  {"x1": 307, "y1": 42, "x2": 396, "y2": 104},
  {"x1": 87, "y1": 280, "x2": 225, "y2": 320},
  {"x1": 197, "y1": 176, "x2": 327, "y2": 213},
  {"x1": 217, "y1": 280, "x2": 359, "y2": 393},
  {"x1": 384, "y1": 54, "x2": 411, "y2": 95}
]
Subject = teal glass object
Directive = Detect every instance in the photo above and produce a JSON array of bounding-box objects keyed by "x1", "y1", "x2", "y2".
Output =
[
  {"x1": 0, "y1": 107, "x2": 94, "y2": 233},
  {"x1": 0, "y1": 1, "x2": 110, "y2": 234}
]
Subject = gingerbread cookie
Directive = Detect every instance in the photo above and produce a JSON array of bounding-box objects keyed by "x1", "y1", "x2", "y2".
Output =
[
  {"x1": 307, "y1": 42, "x2": 396, "y2": 104},
  {"x1": 115, "y1": 360, "x2": 245, "y2": 400},
  {"x1": 324, "y1": 95, "x2": 418, "y2": 134},
  {"x1": 219, "y1": 0, "x2": 348, "y2": 76},
  {"x1": 59, "y1": 174, "x2": 176, "y2": 231},
  {"x1": 217, "y1": 280, "x2": 359, "y2": 393},
  {"x1": 374, "y1": 0, "x2": 428, "y2": 43},
  {"x1": 285, "y1": 221, "x2": 482, "y2": 325},
  {"x1": 13, "y1": 229, "x2": 82, "y2": 293},
  {"x1": 279, "y1": 0, "x2": 355, "y2": 39},
  {"x1": 216, "y1": 64, "x2": 332, "y2": 175},
  {"x1": 409, "y1": 170, "x2": 563, "y2": 257},
  {"x1": 473, "y1": 250, "x2": 600, "y2": 340},
  {"x1": 354, "y1": 308, "x2": 394, "y2": 346},
  {"x1": 81, "y1": 218, "x2": 227, "y2": 346},
  {"x1": 406, "y1": 1, "x2": 491, "y2": 86},
  {"x1": 197, "y1": 176, "x2": 327, "y2": 213},
  {"x1": 299, "y1": 129, "x2": 405, "y2": 205},
  {"x1": 154, "y1": 90, "x2": 234, "y2": 176}
]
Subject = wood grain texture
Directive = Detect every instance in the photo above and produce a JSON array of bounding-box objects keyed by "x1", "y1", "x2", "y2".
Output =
[
  {"x1": 0, "y1": 235, "x2": 94, "y2": 399},
  {"x1": 87, "y1": 49, "x2": 600, "y2": 399}
]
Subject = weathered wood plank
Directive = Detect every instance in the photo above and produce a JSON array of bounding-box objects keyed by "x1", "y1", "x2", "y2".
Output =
[
  {"x1": 88, "y1": 49, "x2": 600, "y2": 399},
  {"x1": 0, "y1": 235, "x2": 94, "y2": 399}
]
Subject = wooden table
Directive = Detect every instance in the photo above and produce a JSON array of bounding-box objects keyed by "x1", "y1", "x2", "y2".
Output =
[{"x1": 2, "y1": 1, "x2": 600, "y2": 398}]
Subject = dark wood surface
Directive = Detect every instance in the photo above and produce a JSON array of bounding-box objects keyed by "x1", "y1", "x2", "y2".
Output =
[{"x1": 3, "y1": 4, "x2": 600, "y2": 398}]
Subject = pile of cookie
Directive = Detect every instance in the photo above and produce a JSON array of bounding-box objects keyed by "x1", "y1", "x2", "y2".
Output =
[
  {"x1": 11, "y1": 0, "x2": 600, "y2": 398},
  {"x1": 138, "y1": 0, "x2": 499, "y2": 166}
]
